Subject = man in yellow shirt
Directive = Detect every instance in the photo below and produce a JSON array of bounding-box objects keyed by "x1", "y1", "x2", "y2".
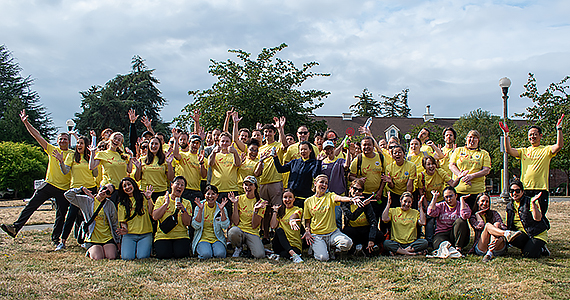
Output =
[
  {"x1": 173, "y1": 133, "x2": 207, "y2": 205},
  {"x1": 439, "y1": 127, "x2": 457, "y2": 175},
  {"x1": 2, "y1": 110, "x2": 72, "y2": 245},
  {"x1": 504, "y1": 120, "x2": 564, "y2": 214}
]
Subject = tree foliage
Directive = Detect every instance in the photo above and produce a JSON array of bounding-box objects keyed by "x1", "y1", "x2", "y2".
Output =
[
  {"x1": 74, "y1": 55, "x2": 169, "y2": 139},
  {"x1": 0, "y1": 141, "x2": 47, "y2": 198},
  {"x1": 378, "y1": 88, "x2": 411, "y2": 118},
  {"x1": 0, "y1": 45, "x2": 55, "y2": 144},
  {"x1": 350, "y1": 88, "x2": 382, "y2": 117},
  {"x1": 174, "y1": 43, "x2": 329, "y2": 134},
  {"x1": 519, "y1": 73, "x2": 570, "y2": 194}
]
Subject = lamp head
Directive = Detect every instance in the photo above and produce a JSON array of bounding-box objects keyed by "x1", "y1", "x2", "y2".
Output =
[{"x1": 499, "y1": 77, "x2": 511, "y2": 96}]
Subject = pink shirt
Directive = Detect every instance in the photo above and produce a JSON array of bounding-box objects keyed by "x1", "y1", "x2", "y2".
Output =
[{"x1": 427, "y1": 202, "x2": 471, "y2": 234}]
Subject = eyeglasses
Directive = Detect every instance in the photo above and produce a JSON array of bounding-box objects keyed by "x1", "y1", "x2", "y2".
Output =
[
  {"x1": 100, "y1": 186, "x2": 111, "y2": 196},
  {"x1": 509, "y1": 189, "x2": 522, "y2": 194},
  {"x1": 351, "y1": 186, "x2": 364, "y2": 192},
  {"x1": 141, "y1": 145, "x2": 148, "y2": 150},
  {"x1": 297, "y1": 131, "x2": 309, "y2": 135}
]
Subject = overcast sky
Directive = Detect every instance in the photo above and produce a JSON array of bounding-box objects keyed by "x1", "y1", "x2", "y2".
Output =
[{"x1": 2, "y1": 0, "x2": 569, "y2": 132}]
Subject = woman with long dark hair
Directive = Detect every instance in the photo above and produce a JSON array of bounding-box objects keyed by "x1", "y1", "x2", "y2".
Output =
[
  {"x1": 192, "y1": 185, "x2": 230, "y2": 259},
  {"x1": 134, "y1": 136, "x2": 174, "y2": 201},
  {"x1": 269, "y1": 189, "x2": 304, "y2": 262},
  {"x1": 468, "y1": 193, "x2": 509, "y2": 262},
  {"x1": 53, "y1": 135, "x2": 98, "y2": 251},
  {"x1": 116, "y1": 177, "x2": 155, "y2": 260}
]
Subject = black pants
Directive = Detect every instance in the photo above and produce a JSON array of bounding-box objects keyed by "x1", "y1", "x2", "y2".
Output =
[
  {"x1": 342, "y1": 225, "x2": 384, "y2": 255},
  {"x1": 525, "y1": 190, "x2": 549, "y2": 214},
  {"x1": 154, "y1": 238, "x2": 191, "y2": 259},
  {"x1": 433, "y1": 218, "x2": 470, "y2": 250},
  {"x1": 61, "y1": 186, "x2": 97, "y2": 242},
  {"x1": 272, "y1": 227, "x2": 301, "y2": 259},
  {"x1": 509, "y1": 232, "x2": 546, "y2": 258},
  {"x1": 13, "y1": 183, "x2": 68, "y2": 243}
]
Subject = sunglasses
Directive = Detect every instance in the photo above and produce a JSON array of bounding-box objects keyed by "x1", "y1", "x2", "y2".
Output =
[
  {"x1": 100, "y1": 186, "x2": 112, "y2": 196},
  {"x1": 509, "y1": 189, "x2": 522, "y2": 194},
  {"x1": 351, "y1": 186, "x2": 364, "y2": 192},
  {"x1": 141, "y1": 145, "x2": 148, "y2": 150},
  {"x1": 297, "y1": 131, "x2": 309, "y2": 135}
]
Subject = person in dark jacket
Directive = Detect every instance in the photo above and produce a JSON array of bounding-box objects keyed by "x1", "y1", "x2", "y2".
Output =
[
  {"x1": 340, "y1": 178, "x2": 382, "y2": 256},
  {"x1": 505, "y1": 179, "x2": 550, "y2": 258},
  {"x1": 273, "y1": 141, "x2": 322, "y2": 208}
]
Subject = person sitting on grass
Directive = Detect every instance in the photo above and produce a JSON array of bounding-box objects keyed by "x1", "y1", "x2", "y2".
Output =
[
  {"x1": 191, "y1": 185, "x2": 230, "y2": 259},
  {"x1": 382, "y1": 192, "x2": 427, "y2": 256},
  {"x1": 302, "y1": 174, "x2": 363, "y2": 261},
  {"x1": 64, "y1": 184, "x2": 119, "y2": 260},
  {"x1": 227, "y1": 176, "x2": 268, "y2": 259},
  {"x1": 468, "y1": 192, "x2": 517, "y2": 262},
  {"x1": 427, "y1": 187, "x2": 471, "y2": 253},
  {"x1": 152, "y1": 176, "x2": 193, "y2": 259},
  {"x1": 505, "y1": 179, "x2": 550, "y2": 258},
  {"x1": 269, "y1": 189, "x2": 304, "y2": 263}
]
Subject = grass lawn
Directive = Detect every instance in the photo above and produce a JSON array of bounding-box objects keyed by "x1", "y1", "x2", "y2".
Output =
[{"x1": 1, "y1": 201, "x2": 569, "y2": 300}]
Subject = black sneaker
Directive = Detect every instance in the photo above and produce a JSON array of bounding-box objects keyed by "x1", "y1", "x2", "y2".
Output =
[
  {"x1": 1, "y1": 224, "x2": 18, "y2": 238},
  {"x1": 262, "y1": 237, "x2": 271, "y2": 245},
  {"x1": 541, "y1": 245, "x2": 551, "y2": 257}
]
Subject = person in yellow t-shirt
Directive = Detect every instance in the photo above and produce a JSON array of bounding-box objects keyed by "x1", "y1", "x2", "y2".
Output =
[
  {"x1": 302, "y1": 174, "x2": 364, "y2": 261},
  {"x1": 227, "y1": 176, "x2": 268, "y2": 259},
  {"x1": 269, "y1": 189, "x2": 304, "y2": 262},
  {"x1": 116, "y1": 177, "x2": 155, "y2": 260},
  {"x1": 53, "y1": 135, "x2": 99, "y2": 251},
  {"x1": 382, "y1": 192, "x2": 427, "y2": 255},
  {"x1": 191, "y1": 185, "x2": 230, "y2": 259},
  {"x1": 439, "y1": 127, "x2": 457, "y2": 175},
  {"x1": 449, "y1": 130, "x2": 491, "y2": 209},
  {"x1": 134, "y1": 137, "x2": 174, "y2": 200},
  {"x1": 209, "y1": 132, "x2": 242, "y2": 215},
  {"x1": 1, "y1": 110, "x2": 73, "y2": 245},
  {"x1": 237, "y1": 139, "x2": 264, "y2": 194},
  {"x1": 383, "y1": 145, "x2": 417, "y2": 206},
  {"x1": 340, "y1": 179, "x2": 382, "y2": 257},
  {"x1": 172, "y1": 132, "x2": 207, "y2": 206},
  {"x1": 504, "y1": 119, "x2": 564, "y2": 214},
  {"x1": 152, "y1": 176, "x2": 192, "y2": 259}
]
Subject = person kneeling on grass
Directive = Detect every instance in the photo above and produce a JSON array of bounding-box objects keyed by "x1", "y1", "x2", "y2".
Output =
[
  {"x1": 152, "y1": 176, "x2": 192, "y2": 259},
  {"x1": 269, "y1": 189, "x2": 304, "y2": 263},
  {"x1": 227, "y1": 176, "x2": 268, "y2": 259},
  {"x1": 303, "y1": 174, "x2": 363, "y2": 261},
  {"x1": 64, "y1": 184, "x2": 119, "y2": 260},
  {"x1": 191, "y1": 185, "x2": 230, "y2": 259},
  {"x1": 468, "y1": 192, "x2": 518, "y2": 262},
  {"x1": 427, "y1": 187, "x2": 471, "y2": 253},
  {"x1": 382, "y1": 191, "x2": 428, "y2": 256}
]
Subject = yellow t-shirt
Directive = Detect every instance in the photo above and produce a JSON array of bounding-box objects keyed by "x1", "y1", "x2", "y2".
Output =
[
  {"x1": 86, "y1": 198, "x2": 112, "y2": 244},
  {"x1": 139, "y1": 156, "x2": 168, "y2": 192},
  {"x1": 45, "y1": 144, "x2": 72, "y2": 190},
  {"x1": 513, "y1": 201, "x2": 548, "y2": 243},
  {"x1": 517, "y1": 145, "x2": 556, "y2": 190},
  {"x1": 237, "y1": 157, "x2": 259, "y2": 194},
  {"x1": 407, "y1": 152, "x2": 426, "y2": 176},
  {"x1": 199, "y1": 204, "x2": 218, "y2": 244},
  {"x1": 278, "y1": 206, "x2": 303, "y2": 250},
  {"x1": 385, "y1": 161, "x2": 417, "y2": 195},
  {"x1": 211, "y1": 152, "x2": 239, "y2": 192},
  {"x1": 381, "y1": 148, "x2": 394, "y2": 167},
  {"x1": 418, "y1": 168, "x2": 451, "y2": 202},
  {"x1": 236, "y1": 194, "x2": 266, "y2": 235},
  {"x1": 348, "y1": 204, "x2": 370, "y2": 227},
  {"x1": 387, "y1": 207, "x2": 420, "y2": 244},
  {"x1": 449, "y1": 147, "x2": 491, "y2": 194},
  {"x1": 154, "y1": 196, "x2": 192, "y2": 241},
  {"x1": 350, "y1": 152, "x2": 384, "y2": 194},
  {"x1": 117, "y1": 196, "x2": 153, "y2": 235},
  {"x1": 284, "y1": 142, "x2": 320, "y2": 162},
  {"x1": 176, "y1": 151, "x2": 202, "y2": 191},
  {"x1": 64, "y1": 152, "x2": 96, "y2": 189},
  {"x1": 95, "y1": 149, "x2": 129, "y2": 188},
  {"x1": 303, "y1": 192, "x2": 339, "y2": 235},
  {"x1": 439, "y1": 146, "x2": 455, "y2": 175},
  {"x1": 258, "y1": 141, "x2": 285, "y2": 185}
]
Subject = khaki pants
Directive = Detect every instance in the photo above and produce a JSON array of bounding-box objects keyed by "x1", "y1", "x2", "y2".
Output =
[
  {"x1": 310, "y1": 229, "x2": 352, "y2": 261},
  {"x1": 227, "y1": 226, "x2": 265, "y2": 258}
]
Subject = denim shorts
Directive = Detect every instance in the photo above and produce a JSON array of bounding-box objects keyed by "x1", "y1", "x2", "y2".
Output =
[{"x1": 474, "y1": 240, "x2": 507, "y2": 256}]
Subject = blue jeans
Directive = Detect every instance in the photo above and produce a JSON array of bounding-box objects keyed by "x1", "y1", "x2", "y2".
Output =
[
  {"x1": 196, "y1": 241, "x2": 226, "y2": 259},
  {"x1": 121, "y1": 233, "x2": 153, "y2": 260}
]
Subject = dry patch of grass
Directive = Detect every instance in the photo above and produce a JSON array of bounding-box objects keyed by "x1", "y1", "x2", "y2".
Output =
[
  {"x1": 0, "y1": 202, "x2": 569, "y2": 300},
  {"x1": 0, "y1": 199, "x2": 55, "y2": 225}
]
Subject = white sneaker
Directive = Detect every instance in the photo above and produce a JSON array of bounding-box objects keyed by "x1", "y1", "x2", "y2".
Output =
[
  {"x1": 54, "y1": 243, "x2": 65, "y2": 251},
  {"x1": 504, "y1": 230, "x2": 522, "y2": 242},
  {"x1": 268, "y1": 254, "x2": 280, "y2": 261},
  {"x1": 291, "y1": 253, "x2": 304, "y2": 263},
  {"x1": 232, "y1": 247, "x2": 242, "y2": 258},
  {"x1": 354, "y1": 244, "x2": 364, "y2": 256}
]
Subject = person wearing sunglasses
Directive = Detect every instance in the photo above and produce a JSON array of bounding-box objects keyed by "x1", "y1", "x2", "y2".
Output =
[
  {"x1": 340, "y1": 179, "x2": 381, "y2": 257},
  {"x1": 504, "y1": 179, "x2": 550, "y2": 258},
  {"x1": 64, "y1": 184, "x2": 119, "y2": 260}
]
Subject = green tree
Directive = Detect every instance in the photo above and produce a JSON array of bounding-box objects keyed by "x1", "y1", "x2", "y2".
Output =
[
  {"x1": 74, "y1": 55, "x2": 169, "y2": 140},
  {"x1": 0, "y1": 141, "x2": 48, "y2": 198},
  {"x1": 378, "y1": 88, "x2": 411, "y2": 118},
  {"x1": 350, "y1": 88, "x2": 382, "y2": 117},
  {"x1": 0, "y1": 45, "x2": 55, "y2": 144},
  {"x1": 519, "y1": 73, "x2": 570, "y2": 195},
  {"x1": 174, "y1": 43, "x2": 329, "y2": 134}
]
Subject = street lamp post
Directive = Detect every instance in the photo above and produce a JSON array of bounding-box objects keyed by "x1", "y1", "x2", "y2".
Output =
[
  {"x1": 499, "y1": 77, "x2": 511, "y2": 201},
  {"x1": 404, "y1": 133, "x2": 411, "y2": 151}
]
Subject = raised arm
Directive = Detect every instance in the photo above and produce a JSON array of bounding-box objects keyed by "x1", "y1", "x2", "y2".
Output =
[
  {"x1": 128, "y1": 108, "x2": 139, "y2": 153},
  {"x1": 381, "y1": 192, "x2": 392, "y2": 222},
  {"x1": 19, "y1": 109, "x2": 48, "y2": 150},
  {"x1": 231, "y1": 111, "x2": 247, "y2": 153},
  {"x1": 552, "y1": 114, "x2": 564, "y2": 154}
]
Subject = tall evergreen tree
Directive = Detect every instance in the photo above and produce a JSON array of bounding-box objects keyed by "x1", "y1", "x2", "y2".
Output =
[
  {"x1": 379, "y1": 88, "x2": 411, "y2": 118},
  {"x1": 350, "y1": 88, "x2": 382, "y2": 117}
]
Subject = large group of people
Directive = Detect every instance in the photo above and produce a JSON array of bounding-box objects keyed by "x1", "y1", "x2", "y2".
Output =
[{"x1": 0, "y1": 108, "x2": 564, "y2": 262}]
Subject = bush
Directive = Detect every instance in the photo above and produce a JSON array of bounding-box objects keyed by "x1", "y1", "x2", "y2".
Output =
[{"x1": 0, "y1": 141, "x2": 47, "y2": 198}]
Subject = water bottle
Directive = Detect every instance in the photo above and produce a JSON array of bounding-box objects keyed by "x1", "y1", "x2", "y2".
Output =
[{"x1": 364, "y1": 117, "x2": 373, "y2": 129}]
